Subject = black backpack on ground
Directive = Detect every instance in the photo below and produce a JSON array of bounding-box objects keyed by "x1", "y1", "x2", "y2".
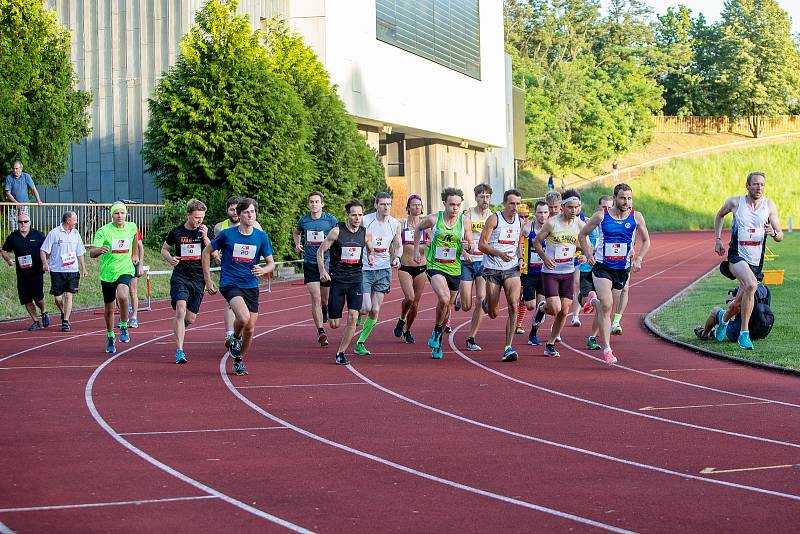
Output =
[{"x1": 728, "y1": 283, "x2": 774, "y2": 340}]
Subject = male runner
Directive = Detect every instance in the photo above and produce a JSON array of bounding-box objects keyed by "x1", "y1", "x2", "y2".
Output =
[
  {"x1": 520, "y1": 200, "x2": 550, "y2": 345},
  {"x1": 479, "y1": 189, "x2": 524, "y2": 362},
  {"x1": 394, "y1": 194, "x2": 428, "y2": 343},
  {"x1": 413, "y1": 187, "x2": 473, "y2": 359},
  {"x1": 203, "y1": 198, "x2": 275, "y2": 376},
  {"x1": 318, "y1": 199, "x2": 375, "y2": 365},
  {"x1": 294, "y1": 191, "x2": 338, "y2": 347},
  {"x1": 2, "y1": 214, "x2": 49, "y2": 330},
  {"x1": 577, "y1": 195, "x2": 612, "y2": 350},
  {"x1": 713, "y1": 171, "x2": 782, "y2": 349},
  {"x1": 354, "y1": 192, "x2": 400, "y2": 356},
  {"x1": 579, "y1": 183, "x2": 651, "y2": 363},
  {"x1": 40, "y1": 211, "x2": 88, "y2": 332},
  {"x1": 89, "y1": 202, "x2": 140, "y2": 353},
  {"x1": 162, "y1": 199, "x2": 214, "y2": 364},
  {"x1": 514, "y1": 202, "x2": 531, "y2": 334}
]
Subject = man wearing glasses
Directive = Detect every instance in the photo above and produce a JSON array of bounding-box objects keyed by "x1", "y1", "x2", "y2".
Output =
[{"x1": 2, "y1": 215, "x2": 50, "y2": 330}]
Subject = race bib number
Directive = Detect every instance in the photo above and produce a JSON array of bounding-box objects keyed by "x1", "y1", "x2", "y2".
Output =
[
  {"x1": 553, "y1": 244, "x2": 575, "y2": 263},
  {"x1": 232, "y1": 243, "x2": 257, "y2": 263},
  {"x1": 18, "y1": 255, "x2": 33, "y2": 269},
  {"x1": 435, "y1": 246, "x2": 457, "y2": 263},
  {"x1": 402, "y1": 228, "x2": 414, "y2": 244},
  {"x1": 61, "y1": 252, "x2": 77, "y2": 267},
  {"x1": 341, "y1": 246, "x2": 361, "y2": 264},
  {"x1": 529, "y1": 250, "x2": 542, "y2": 267},
  {"x1": 180, "y1": 243, "x2": 201, "y2": 260},
  {"x1": 112, "y1": 239, "x2": 130, "y2": 254},
  {"x1": 306, "y1": 230, "x2": 324, "y2": 246},
  {"x1": 373, "y1": 235, "x2": 388, "y2": 253},
  {"x1": 498, "y1": 227, "x2": 520, "y2": 245},
  {"x1": 604, "y1": 242, "x2": 627, "y2": 261},
  {"x1": 740, "y1": 227, "x2": 765, "y2": 247}
]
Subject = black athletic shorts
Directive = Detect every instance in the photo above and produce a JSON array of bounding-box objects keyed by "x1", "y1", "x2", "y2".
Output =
[
  {"x1": 101, "y1": 274, "x2": 133, "y2": 304},
  {"x1": 220, "y1": 285, "x2": 260, "y2": 313},
  {"x1": 170, "y1": 273, "x2": 205, "y2": 314},
  {"x1": 50, "y1": 272, "x2": 80, "y2": 296},
  {"x1": 328, "y1": 279, "x2": 363, "y2": 320},
  {"x1": 17, "y1": 274, "x2": 44, "y2": 305},
  {"x1": 399, "y1": 264, "x2": 427, "y2": 279},
  {"x1": 579, "y1": 270, "x2": 595, "y2": 302},
  {"x1": 303, "y1": 262, "x2": 330, "y2": 287},
  {"x1": 522, "y1": 272, "x2": 544, "y2": 302},
  {"x1": 726, "y1": 255, "x2": 764, "y2": 282},
  {"x1": 427, "y1": 268, "x2": 461, "y2": 292},
  {"x1": 592, "y1": 262, "x2": 630, "y2": 291}
]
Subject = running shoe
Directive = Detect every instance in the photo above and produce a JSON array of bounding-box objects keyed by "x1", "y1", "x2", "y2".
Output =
[
  {"x1": 28, "y1": 321, "x2": 42, "y2": 331},
  {"x1": 502, "y1": 347, "x2": 518, "y2": 362},
  {"x1": 428, "y1": 330, "x2": 442, "y2": 349},
  {"x1": 128, "y1": 304, "x2": 133, "y2": 315},
  {"x1": 738, "y1": 331, "x2": 754, "y2": 350},
  {"x1": 603, "y1": 349, "x2": 618, "y2": 365},
  {"x1": 393, "y1": 319, "x2": 405, "y2": 338},
  {"x1": 515, "y1": 323, "x2": 525, "y2": 334},
  {"x1": 444, "y1": 320, "x2": 452, "y2": 333},
  {"x1": 466, "y1": 337, "x2": 482, "y2": 351},
  {"x1": 454, "y1": 296, "x2": 462, "y2": 312},
  {"x1": 694, "y1": 325, "x2": 706, "y2": 339},
  {"x1": 354, "y1": 342, "x2": 371, "y2": 356},
  {"x1": 714, "y1": 309, "x2": 727, "y2": 342},
  {"x1": 130, "y1": 316, "x2": 139, "y2": 329},
  {"x1": 611, "y1": 324, "x2": 623, "y2": 336},
  {"x1": 335, "y1": 352, "x2": 350, "y2": 365},
  {"x1": 403, "y1": 331, "x2": 416, "y2": 344},
  {"x1": 527, "y1": 334, "x2": 541, "y2": 346},
  {"x1": 61, "y1": 320, "x2": 71, "y2": 333},
  {"x1": 570, "y1": 315, "x2": 581, "y2": 327},
  {"x1": 41, "y1": 312, "x2": 50, "y2": 328},
  {"x1": 105, "y1": 336, "x2": 116, "y2": 354},
  {"x1": 481, "y1": 298, "x2": 489, "y2": 314},
  {"x1": 431, "y1": 343, "x2": 443, "y2": 359},
  {"x1": 543, "y1": 344, "x2": 560, "y2": 358},
  {"x1": 318, "y1": 332, "x2": 329, "y2": 347},
  {"x1": 583, "y1": 291, "x2": 597, "y2": 314},
  {"x1": 175, "y1": 349, "x2": 187, "y2": 364},
  {"x1": 555, "y1": 336, "x2": 562, "y2": 342},
  {"x1": 232, "y1": 357, "x2": 248, "y2": 375},
  {"x1": 586, "y1": 336, "x2": 601, "y2": 350},
  {"x1": 229, "y1": 336, "x2": 243, "y2": 359},
  {"x1": 533, "y1": 301, "x2": 546, "y2": 326},
  {"x1": 120, "y1": 327, "x2": 130, "y2": 343},
  {"x1": 225, "y1": 332, "x2": 235, "y2": 349}
]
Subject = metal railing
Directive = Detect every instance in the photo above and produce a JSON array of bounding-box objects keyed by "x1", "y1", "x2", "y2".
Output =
[{"x1": 0, "y1": 202, "x2": 164, "y2": 243}]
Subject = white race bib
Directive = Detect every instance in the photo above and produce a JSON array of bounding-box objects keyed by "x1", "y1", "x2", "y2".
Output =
[
  {"x1": 61, "y1": 252, "x2": 77, "y2": 267},
  {"x1": 232, "y1": 243, "x2": 257, "y2": 263},
  {"x1": 402, "y1": 228, "x2": 414, "y2": 244},
  {"x1": 341, "y1": 246, "x2": 361, "y2": 264},
  {"x1": 529, "y1": 250, "x2": 542, "y2": 266},
  {"x1": 740, "y1": 227, "x2": 765, "y2": 246},
  {"x1": 111, "y1": 239, "x2": 130, "y2": 254},
  {"x1": 498, "y1": 227, "x2": 520, "y2": 245},
  {"x1": 604, "y1": 242, "x2": 627, "y2": 260},
  {"x1": 435, "y1": 246, "x2": 457, "y2": 263},
  {"x1": 553, "y1": 244, "x2": 575, "y2": 263},
  {"x1": 18, "y1": 255, "x2": 33, "y2": 269},
  {"x1": 373, "y1": 235, "x2": 388, "y2": 253},
  {"x1": 306, "y1": 230, "x2": 324, "y2": 246},
  {"x1": 180, "y1": 243, "x2": 201, "y2": 260}
]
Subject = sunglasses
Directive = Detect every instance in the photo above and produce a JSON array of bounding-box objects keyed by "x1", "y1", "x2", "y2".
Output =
[{"x1": 18, "y1": 220, "x2": 30, "y2": 224}]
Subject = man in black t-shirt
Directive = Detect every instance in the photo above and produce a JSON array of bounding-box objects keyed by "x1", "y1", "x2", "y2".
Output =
[
  {"x1": 2, "y1": 215, "x2": 50, "y2": 330},
  {"x1": 161, "y1": 199, "x2": 214, "y2": 364}
]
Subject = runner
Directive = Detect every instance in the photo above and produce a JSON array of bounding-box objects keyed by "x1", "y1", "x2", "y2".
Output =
[
  {"x1": 2, "y1": 214, "x2": 49, "y2": 330},
  {"x1": 520, "y1": 200, "x2": 550, "y2": 345},
  {"x1": 578, "y1": 196, "x2": 612, "y2": 350},
  {"x1": 457, "y1": 183, "x2": 493, "y2": 351},
  {"x1": 478, "y1": 189, "x2": 524, "y2": 362},
  {"x1": 514, "y1": 202, "x2": 531, "y2": 334},
  {"x1": 88, "y1": 202, "x2": 140, "y2": 353},
  {"x1": 354, "y1": 192, "x2": 401, "y2": 356},
  {"x1": 579, "y1": 183, "x2": 651, "y2": 363},
  {"x1": 394, "y1": 194, "x2": 428, "y2": 344},
  {"x1": 413, "y1": 187, "x2": 473, "y2": 359},
  {"x1": 162, "y1": 199, "x2": 214, "y2": 364},
  {"x1": 125, "y1": 227, "x2": 145, "y2": 328},
  {"x1": 203, "y1": 198, "x2": 275, "y2": 376},
  {"x1": 545, "y1": 190, "x2": 562, "y2": 218},
  {"x1": 294, "y1": 191, "x2": 338, "y2": 347},
  {"x1": 532, "y1": 189, "x2": 585, "y2": 358},
  {"x1": 318, "y1": 199, "x2": 375, "y2": 365},
  {"x1": 40, "y1": 211, "x2": 88, "y2": 332},
  {"x1": 713, "y1": 171, "x2": 782, "y2": 350}
]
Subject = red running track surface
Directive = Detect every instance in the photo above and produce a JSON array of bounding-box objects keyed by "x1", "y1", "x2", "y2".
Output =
[{"x1": 1, "y1": 230, "x2": 798, "y2": 533}]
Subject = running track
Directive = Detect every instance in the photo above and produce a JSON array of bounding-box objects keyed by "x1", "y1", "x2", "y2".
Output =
[{"x1": 1, "y1": 231, "x2": 797, "y2": 533}]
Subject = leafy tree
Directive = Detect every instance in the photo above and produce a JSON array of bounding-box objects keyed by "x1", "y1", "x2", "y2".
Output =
[
  {"x1": 654, "y1": 6, "x2": 706, "y2": 116},
  {"x1": 0, "y1": 0, "x2": 91, "y2": 186}
]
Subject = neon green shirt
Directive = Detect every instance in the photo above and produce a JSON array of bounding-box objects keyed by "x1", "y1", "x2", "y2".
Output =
[
  {"x1": 426, "y1": 211, "x2": 463, "y2": 276},
  {"x1": 93, "y1": 221, "x2": 139, "y2": 282}
]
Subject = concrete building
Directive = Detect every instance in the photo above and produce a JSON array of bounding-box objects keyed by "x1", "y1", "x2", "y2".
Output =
[{"x1": 44, "y1": 1, "x2": 524, "y2": 211}]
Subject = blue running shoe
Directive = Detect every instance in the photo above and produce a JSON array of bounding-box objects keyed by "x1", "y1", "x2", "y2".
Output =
[
  {"x1": 431, "y1": 343, "x2": 443, "y2": 359},
  {"x1": 714, "y1": 309, "x2": 727, "y2": 342},
  {"x1": 120, "y1": 327, "x2": 130, "y2": 343},
  {"x1": 428, "y1": 330, "x2": 442, "y2": 349},
  {"x1": 130, "y1": 316, "x2": 139, "y2": 329},
  {"x1": 738, "y1": 331, "x2": 754, "y2": 350},
  {"x1": 527, "y1": 334, "x2": 541, "y2": 346},
  {"x1": 105, "y1": 336, "x2": 116, "y2": 354},
  {"x1": 502, "y1": 346, "x2": 518, "y2": 362},
  {"x1": 175, "y1": 349, "x2": 187, "y2": 364}
]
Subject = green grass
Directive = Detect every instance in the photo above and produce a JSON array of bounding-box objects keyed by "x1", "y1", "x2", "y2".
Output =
[{"x1": 649, "y1": 233, "x2": 799, "y2": 370}]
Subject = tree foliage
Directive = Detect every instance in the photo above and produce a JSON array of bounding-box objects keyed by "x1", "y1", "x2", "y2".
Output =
[{"x1": 0, "y1": 0, "x2": 91, "y2": 186}]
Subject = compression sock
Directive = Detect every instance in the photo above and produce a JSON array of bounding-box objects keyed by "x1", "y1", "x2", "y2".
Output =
[{"x1": 357, "y1": 316, "x2": 377, "y2": 344}]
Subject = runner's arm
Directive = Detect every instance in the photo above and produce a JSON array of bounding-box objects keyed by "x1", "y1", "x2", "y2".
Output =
[
  {"x1": 365, "y1": 230, "x2": 376, "y2": 266},
  {"x1": 633, "y1": 212, "x2": 651, "y2": 270},
  {"x1": 713, "y1": 196, "x2": 737, "y2": 252},
  {"x1": 477, "y1": 214, "x2": 498, "y2": 257},
  {"x1": 413, "y1": 214, "x2": 435, "y2": 260},
  {"x1": 316, "y1": 227, "x2": 338, "y2": 278},
  {"x1": 293, "y1": 227, "x2": 303, "y2": 253},
  {"x1": 161, "y1": 241, "x2": 179, "y2": 267},
  {"x1": 1, "y1": 249, "x2": 12, "y2": 266},
  {"x1": 578, "y1": 212, "x2": 602, "y2": 260},
  {"x1": 461, "y1": 212, "x2": 473, "y2": 253},
  {"x1": 766, "y1": 199, "x2": 783, "y2": 242},
  {"x1": 254, "y1": 254, "x2": 274, "y2": 277}
]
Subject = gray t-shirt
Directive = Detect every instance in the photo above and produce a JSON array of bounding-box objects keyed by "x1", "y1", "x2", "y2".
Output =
[{"x1": 4, "y1": 173, "x2": 35, "y2": 203}]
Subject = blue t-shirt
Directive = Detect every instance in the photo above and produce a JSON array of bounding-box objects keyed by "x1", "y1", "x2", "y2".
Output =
[
  {"x1": 4, "y1": 173, "x2": 34, "y2": 203},
  {"x1": 579, "y1": 227, "x2": 599, "y2": 272},
  {"x1": 212, "y1": 227, "x2": 274, "y2": 289},
  {"x1": 297, "y1": 212, "x2": 337, "y2": 264}
]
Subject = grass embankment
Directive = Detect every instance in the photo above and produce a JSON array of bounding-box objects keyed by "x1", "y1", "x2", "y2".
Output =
[{"x1": 649, "y1": 233, "x2": 799, "y2": 371}]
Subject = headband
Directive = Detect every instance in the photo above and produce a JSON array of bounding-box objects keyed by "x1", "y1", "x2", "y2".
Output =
[
  {"x1": 561, "y1": 196, "x2": 580, "y2": 205},
  {"x1": 110, "y1": 202, "x2": 128, "y2": 215}
]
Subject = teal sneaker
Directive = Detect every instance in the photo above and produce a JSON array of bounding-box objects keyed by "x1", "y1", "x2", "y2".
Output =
[
  {"x1": 714, "y1": 309, "x2": 728, "y2": 342},
  {"x1": 431, "y1": 343, "x2": 443, "y2": 359},
  {"x1": 175, "y1": 349, "x2": 187, "y2": 364},
  {"x1": 105, "y1": 335, "x2": 116, "y2": 354},
  {"x1": 428, "y1": 330, "x2": 442, "y2": 349},
  {"x1": 354, "y1": 342, "x2": 371, "y2": 356},
  {"x1": 738, "y1": 331, "x2": 754, "y2": 350},
  {"x1": 119, "y1": 327, "x2": 130, "y2": 343}
]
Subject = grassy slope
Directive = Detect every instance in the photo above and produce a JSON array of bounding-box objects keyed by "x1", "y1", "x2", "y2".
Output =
[{"x1": 649, "y1": 233, "x2": 798, "y2": 370}]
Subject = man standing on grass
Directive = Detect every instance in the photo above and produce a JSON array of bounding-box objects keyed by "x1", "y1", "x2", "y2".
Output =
[
  {"x1": 713, "y1": 171, "x2": 782, "y2": 350},
  {"x1": 2, "y1": 214, "x2": 49, "y2": 330},
  {"x1": 40, "y1": 211, "x2": 88, "y2": 332},
  {"x1": 203, "y1": 198, "x2": 275, "y2": 376},
  {"x1": 4, "y1": 161, "x2": 43, "y2": 231},
  {"x1": 89, "y1": 203, "x2": 140, "y2": 353},
  {"x1": 162, "y1": 199, "x2": 214, "y2": 364}
]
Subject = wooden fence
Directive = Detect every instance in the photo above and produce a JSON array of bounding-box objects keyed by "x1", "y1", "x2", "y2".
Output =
[{"x1": 653, "y1": 115, "x2": 800, "y2": 135}]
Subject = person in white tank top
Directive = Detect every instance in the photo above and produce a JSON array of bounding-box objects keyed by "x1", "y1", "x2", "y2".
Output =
[{"x1": 714, "y1": 171, "x2": 783, "y2": 350}]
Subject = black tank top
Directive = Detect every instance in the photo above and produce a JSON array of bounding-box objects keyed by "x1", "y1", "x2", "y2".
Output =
[{"x1": 330, "y1": 222, "x2": 366, "y2": 284}]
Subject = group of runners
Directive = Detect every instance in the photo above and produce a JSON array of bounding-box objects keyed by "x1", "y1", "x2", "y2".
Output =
[{"x1": 2, "y1": 171, "x2": 781, "y2": 373}]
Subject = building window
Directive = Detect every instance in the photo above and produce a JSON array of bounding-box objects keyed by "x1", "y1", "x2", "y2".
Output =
[{"x1": 376, "y1": 0, "x2": 481, "y2": 80}]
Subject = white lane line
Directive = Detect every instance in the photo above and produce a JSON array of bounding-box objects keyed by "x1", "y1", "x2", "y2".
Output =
[
  {"x1": 701, "y1": 464, "x2": 800, "y2": 475},
  {"x1": 0, "y1": 495, "x2": 217, "y2": 513},
  {"x1": 449, "y1": 322, "x2": 800, "y2": 449},
  {"x1": 119, "y1": 426, "x2": 287, "y2": 436},
  {"x1": 222, "y1": 356, "x2": 636, "y2": 533},
  {"x1": 0, "y1": 365, "x2": 97, "y2": 370},
  {"x1": 347, "y1": 365, "x2": 800, "y2": 502},
  {"x1": 628, "y1": 250, "x2": 708, "y2": 288},
  {"x1": 237, "y1": 383, "x2": 367, "y2": 389},
  {"x1": 0, "y1": 521, "x2": 13, "y2": 534},
  {"x1": 639, "y1": 401, "x2": 771, "y2": 411},
  {"x1": 650, "y1": 368, "x2": 743, "y2": 373}
]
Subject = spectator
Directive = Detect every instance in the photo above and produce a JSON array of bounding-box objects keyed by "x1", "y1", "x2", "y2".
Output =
[
  {"x1": 4, "y1": 161, "x2": 43, "y2": 231},
  {"x1": 694, "y1": 284, "x2": 773, "y2": 343},
  {"x1": 1, "y1": 214, "x2": 50, "y2": 330},
  {"x1": 560, "y1": 176, "x2": 567, "y2": 193},
  {"x1": 612, "y1": 161, "x2": 619, "y2": 178},
  {"x1": 547, "y1": 174, "x2": 554, "y2": 191}
]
